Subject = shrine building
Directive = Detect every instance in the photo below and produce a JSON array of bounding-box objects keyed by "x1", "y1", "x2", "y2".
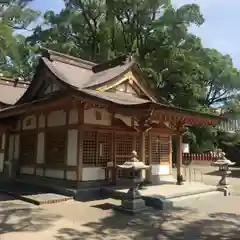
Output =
[{"x1": 0, "y1": 49, "x2": 224, "y2": 185}]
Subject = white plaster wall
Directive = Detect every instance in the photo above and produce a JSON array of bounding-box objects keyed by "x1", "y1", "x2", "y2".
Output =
[
  {"x1": 45, "y1": 169, "x2": 64, "y2": 179},
  {"x1": 8, "y1": 135, "x2": 14, "y2": 161},
  {"x1": 13, "y1": 134, "x2": 20, "y2": 159},
  {"x1": 67, "y1": 129, "x2": 78, "y2": 166},
  {"x1": 36, "y1": 168, "x2": 44, "y2": 176},
  {"x1": 69, "y1": 109, "x2": 78, "y2": 124},
  {"x1": 37, "y1": 133, "x2": 45, "y2": 164},
  {"x1": 84, "y1": 108, "x2": 111, "y2": 125},
  {"x1": 39, "y1": 114, "x2": 46, "y2": 128},
  {"x1": 151, "y1": 164, "x2": 170, "y2": 175},
  {"x1": 22, "y1": 115, "x2": 37, "y2": 130},
  {"x1": 20, "y1": 167, "x2": 34, "y2": 175},
  {"x1": 66, "y1": 171, "x2": 77, "y2": 181},
  {"x1": 115, "y1": 114, "x2": 132, "y2": 126},
  {"x1": 182, "y1": 143, "x2": 189, "y2": 153},
  {"x1": 0, "y1": 153, "x2": 4, "y2": 172},
  {"x1": 82, "y1": 167, "x2": 105, "y2": 181},
  {"x1": 47, "y1": 110, "x2": 66, "y2": 127}
]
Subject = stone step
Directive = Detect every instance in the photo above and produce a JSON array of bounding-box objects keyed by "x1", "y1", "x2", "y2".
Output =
[
  {"x1": 101, "y1": 183, "x2": 221, "y2": 210},
  {"x1": 169, "y1": 190, "x2": 223, "y2": 203},
  {"x1": 18, "y1": 193, "x2": 73, "y2": 205},
  {"x1": 143, "y1": 190, "x2": 222, "y2": 210},
  {"x1": 1, "y1": 190, "x2": 73, "y2": 205}
]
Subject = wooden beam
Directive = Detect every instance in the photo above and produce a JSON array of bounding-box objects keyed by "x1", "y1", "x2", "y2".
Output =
[
  {"x1": 77, "y1": 103, "x2": 84, "y2": 182},
  {"x1": 139, "y1": 131, "x2": 148, "y2": 181},
  {"x1": 169, "y1": 136, "x2": 173, "y2": 175},
  {"x1": 64, "y1": 108, "x2": 69, "y2": 180},
  {"x1": 34, "y1": 113, "x2": 39, "y2": 176}
]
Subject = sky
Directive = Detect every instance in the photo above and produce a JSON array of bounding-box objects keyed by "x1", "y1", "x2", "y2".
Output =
[{"x1": 28, "y1": 0, "x2": 240, "y2": 68}]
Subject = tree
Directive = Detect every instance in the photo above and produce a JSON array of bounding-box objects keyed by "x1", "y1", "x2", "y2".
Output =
[
  {"x1": 15, "y1": 0, "x2": 240, "y2": 152},
  {"x1": 200, "y1": 48, "x2": 240, "y2": 107},
  {"x1": 0, "y1": 0, "x2": 40, "y2": 78}
]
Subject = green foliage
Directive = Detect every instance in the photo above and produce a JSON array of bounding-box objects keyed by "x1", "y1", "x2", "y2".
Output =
[
  {"x1": 2, "y1": 0, "x2": 240, "y2": 152},
  {"x1": 0, "y1": 0, "x2": 40, "y2": 78}
]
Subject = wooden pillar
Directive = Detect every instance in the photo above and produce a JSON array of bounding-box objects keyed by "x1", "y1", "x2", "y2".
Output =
[
  {"x1": 139, "y1": 131, "x2": 145, "y2": 163},
  {"x1": 169, "y1": 136, "x2": 173, "y2": 175},
  {"x1": 140, "y1": 130, "x2": 150, "y2": 182},
  {"x1": 176, "y1": 132, "x2": 183, "y2": 185},
  {"x1": 78, "y1": 128, "x2": 83, "y2": 182},
  {"x1": 77, "y1": 102, "x2": 84, "y2": 185},
  {"x1": 148, "y1": 131, "x2": 152, "y2": 182}
]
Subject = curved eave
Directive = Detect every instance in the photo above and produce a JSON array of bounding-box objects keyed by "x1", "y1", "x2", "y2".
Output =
[
  {"x1": 0, "y1": 93, "x2": 72, "y2": 119},
  {"x1": 41, "y1": 57, "x2": 79, "y2": 90},
  {"x1": 16, "y1": 58, "x2": 77, "y2": 104},
  {"x1": 16, "y1": 59, "x2": 46, "y2": 104},
  {"x1": 0, "y1": 88, "x2": 226, "y2": 127},
  {"x1": 152, "y1": 103, "x2": 226, "y2": 126},
  {"x1": 0, "y1": 101, "x2": 11, "y2": 107}
]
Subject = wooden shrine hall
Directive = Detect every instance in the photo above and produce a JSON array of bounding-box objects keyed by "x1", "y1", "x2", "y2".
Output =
[{"x1": 0, "y1": 49, "x2": 224, "y2": 186}]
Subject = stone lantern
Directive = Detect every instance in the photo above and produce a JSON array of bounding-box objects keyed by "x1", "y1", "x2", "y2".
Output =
[
  {"x1": 211, "y1": 148, "x2": 235, "y2": 195},
  {"x1": 116, "y1": 150, "x2": 151, "y2": 213}
]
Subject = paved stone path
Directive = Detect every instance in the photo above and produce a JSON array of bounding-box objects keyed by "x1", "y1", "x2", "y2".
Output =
[
  {"x1": 1, "y1": 193, "x2": 240, "y2": 240},
  {"x1": 173, "y1": 164, "x2": 240, "y2": 196}
]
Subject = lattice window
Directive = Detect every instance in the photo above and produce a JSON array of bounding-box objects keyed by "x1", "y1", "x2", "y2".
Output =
[
  {"x1": 145, "y1": 135, "x2": 149, "y2": 164},
  {"x1": 151, "y1": 134, "x2": 170, "y2": 164},
  {"x1": 83, "y1": 131, "x2": 97, "y2": 165},
  {"x1": 46, "y1": 129, "x2": 66, "y2": 164},
  {"x1": 116, "y1": 133, "x2": 134, "y2": 177},
  {"x1": 116, "y1": 134, "x2": 133, "y2": 157},
  {"x1": 151, "y1": 134, "x2": 159, "y2": 164},
  {"x1": 159, "y1": 136, "x2": 170, "y2": 164},
  {"x1": 20, "y1": 132, "x2": 37, "y2": 165},
  {"x1": 97, "y1": 132, "x2": 112, "y2": 166},
  {"x1": 83, "y1": 131, "x2": 113, "y2": 166}
]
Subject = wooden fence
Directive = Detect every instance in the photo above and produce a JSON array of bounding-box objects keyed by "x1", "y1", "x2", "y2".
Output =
[{"x1": 182, "y1": 152, "x2": 220, "y2": 162}]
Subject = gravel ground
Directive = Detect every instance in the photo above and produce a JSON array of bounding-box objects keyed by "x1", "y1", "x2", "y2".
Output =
[
  {"x1": 1, "y1": 194, "x2": 240, "y2": 240},
  {"x1": 1, "y1": 164, "x2": 240, "y2": 239}
]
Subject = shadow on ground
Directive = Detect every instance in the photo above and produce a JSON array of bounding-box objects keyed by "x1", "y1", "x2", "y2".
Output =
[
  {"x1": 54, "y1": 204, "x2": 240, "y2": 240},
  {"x1": 0, "y1": 181, "x2": 53, "y2": 196},
  {"x1": 0, "y1": 193, "x2": 15, "y2": 202},
  {"x1": 0, "y1": 201, "x2": 61, "y2": 234}
]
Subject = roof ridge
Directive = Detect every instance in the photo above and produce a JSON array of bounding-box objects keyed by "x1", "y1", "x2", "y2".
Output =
[
  {"x1": 41, "y1": 48, "x2": 96, "y2": 70},
  {"x1": 92, "y1": 55, "x2": 135, "y2": 73},
  {"x1": 0, "y1": 76, "x2": 30, "y2": 87}
]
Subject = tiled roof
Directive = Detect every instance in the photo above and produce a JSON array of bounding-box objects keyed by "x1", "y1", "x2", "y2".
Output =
[
  {"x1": 5, "y1": 49, "x2": 166, "y2": 109},
  {"x1": 0, "y1": 77, "x2": 29, "y2": 105},
  {"x1": 42, "y1": 50, "x2": 135, "y2": 90},
  {"x1": 42, "y1": 48, "x2": 96, "y2": 70},
  {"x1": 42, "y1": 57, "x2": 93, "y2": 89},
  {"x1": 83, "y1": 61, "x2": 135, "y2": 88}
]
